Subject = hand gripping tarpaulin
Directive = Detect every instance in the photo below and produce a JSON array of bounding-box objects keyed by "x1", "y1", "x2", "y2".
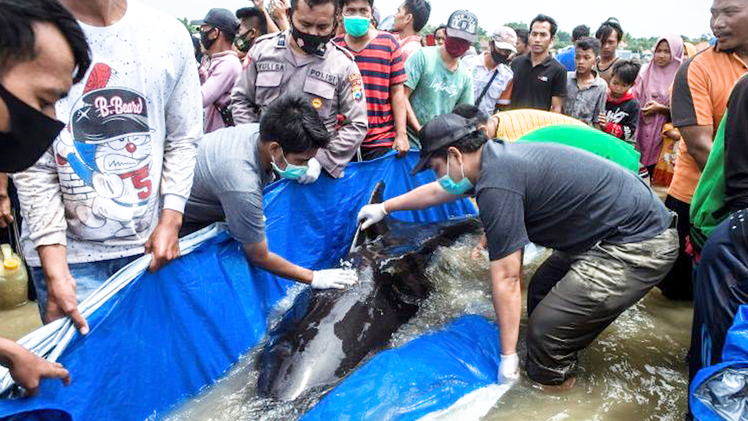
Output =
[
  {"x1": 0, "y1": 153, "x2": 476, "y2": 421},
  {"x1": 691, "y1": 305, "x2": 748, "y2": 421},
  {"x1": 300, "y1": 315, "x2": 510, "y2": 421}
]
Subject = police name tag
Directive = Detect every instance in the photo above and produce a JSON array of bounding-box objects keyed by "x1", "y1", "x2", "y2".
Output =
[
  {"x1": 257, "y1": 62, "x2": 285, "y2": 72},
  {"x1": 309, "y1": 69, "x2": 338, "y2": 85}
]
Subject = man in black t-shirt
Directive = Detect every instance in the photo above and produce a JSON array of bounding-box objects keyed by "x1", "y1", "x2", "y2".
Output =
[
  {"x1": 357, "y1": 113, "x2": 677, "y2": 389},
  {"x1": 510, "y1": 14, "x2": 567, "y2": 112}
]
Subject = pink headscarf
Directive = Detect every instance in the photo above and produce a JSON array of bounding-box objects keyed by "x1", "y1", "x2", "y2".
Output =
[{"x1": 633, "y1": 34, "x2": 685, "y2": 167}]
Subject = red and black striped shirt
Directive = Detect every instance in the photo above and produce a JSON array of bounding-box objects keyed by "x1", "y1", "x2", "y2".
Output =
[{"x1": 335, "y1": 31, "x2": 407, "y2": 148}]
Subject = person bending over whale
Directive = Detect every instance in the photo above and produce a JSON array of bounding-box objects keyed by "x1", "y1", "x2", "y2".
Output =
[
  {"x1": 357, "y1": 113, "x2": 677, "y2": 389},
  {"x1": 183, "y1": 94, "x2": 357, "y2": 290}
]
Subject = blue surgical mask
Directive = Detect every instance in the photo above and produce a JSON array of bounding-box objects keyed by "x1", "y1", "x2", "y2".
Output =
[
  {"x1": 272, "y1": 151, "x2": 309, "y2": 180},
  {"x1": 438, "y1": 154, "x2": 473, "y2": 195}
]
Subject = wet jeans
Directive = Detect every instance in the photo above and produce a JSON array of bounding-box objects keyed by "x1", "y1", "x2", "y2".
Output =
[
  {"x1": 30, "y1": 255, "x2": 139, "y2": 320},
  {"x1": 526, "y1": 228, "x2": 679, "y2": 385}
]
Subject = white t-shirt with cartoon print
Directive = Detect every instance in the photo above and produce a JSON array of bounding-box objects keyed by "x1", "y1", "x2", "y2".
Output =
[{"x1": 14, "y1": 0, "x2": 202, "y2": 266}]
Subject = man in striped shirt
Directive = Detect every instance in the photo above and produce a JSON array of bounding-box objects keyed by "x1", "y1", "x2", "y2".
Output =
[{"x1": 335, "y1": 0, "x2": 409, "y2": 161}]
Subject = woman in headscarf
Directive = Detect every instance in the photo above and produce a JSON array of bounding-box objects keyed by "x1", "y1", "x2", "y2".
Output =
[{"x1": 633, "y1": 34, "x2": 685, "y2": 176}]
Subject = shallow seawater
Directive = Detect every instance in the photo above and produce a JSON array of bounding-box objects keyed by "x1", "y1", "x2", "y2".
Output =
[{"x1": 162, "y1": 235, "x2": 693, "y2": 421}]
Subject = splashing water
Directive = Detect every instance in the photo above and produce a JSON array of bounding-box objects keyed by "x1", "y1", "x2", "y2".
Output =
[{"x1": 162, "y1": 235, "x2": 692, "y2": 421}]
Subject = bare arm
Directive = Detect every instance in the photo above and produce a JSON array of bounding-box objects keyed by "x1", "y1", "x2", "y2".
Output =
[
  {"x1": 37, "y1": 245, "x2": 88, "y2": 333},
  {"x1": 383, "y1": 182, "x2": 457, "y2": 213},
  {"x1": 243, "y1": 240, "x2": 314, "y2": 284},
  {"x1": 0, "y1": 337, "x2": 70, "y2": 395},
  {"x1": 390, "y1": 83, "x2": 409, "y2": 155},
  {"x1": 253, "y1": 0, "x2": 281, "y2": 33},
  {"x1": 681, "y1": 125, "x2": 715, "y2": 171},
  {"x1": 550, "y1": 96, "x2": 564, "y2": 114},
  {"x1": 490, "y1": 249, "x2": 523, "y2": 355}
]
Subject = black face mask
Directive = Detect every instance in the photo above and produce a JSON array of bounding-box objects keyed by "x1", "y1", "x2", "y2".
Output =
[
  {"x1": 289, "y1": 14, "x2": 336, "y2": 55},
  {"x1": 491, "y1": 48, "x2": 510, "y2": 66},
  {"x1": 0, "y1": 84, "x2": 64, "y2": 173},
  {"x1": 235, "y1": 30, "x2": 255, "y2": 53},
  {"x1": 200, "y1": 28, "x2": 218, "y2": 51}
]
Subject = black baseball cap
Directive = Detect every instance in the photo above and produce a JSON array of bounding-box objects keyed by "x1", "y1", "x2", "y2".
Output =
[
  {"x1": 191, "y1": 8, "x2": 240, "y2": 37},
  {"x1": 410, "y1": 113, "x2": 477, "y2": 175},
  {"x1": 445, "y1": 10, "x2": 479, "y2": 43}
]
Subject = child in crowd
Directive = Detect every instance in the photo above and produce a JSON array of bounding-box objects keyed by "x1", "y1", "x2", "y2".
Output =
[
  {"x1": 562, "y1": 37, "x2": 608, "y2": 126},
  {"x1": 599, "y1": 60, "x2": 641, "y2": 144}
]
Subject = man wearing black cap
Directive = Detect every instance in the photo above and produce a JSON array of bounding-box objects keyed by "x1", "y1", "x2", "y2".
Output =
[
  {"x1": 193, "y1": 8, "x2": 242, "y2": 133},
  {"x1": 357, "y1": 113, "x2": 678, "y2": 389},
  {"x1": 404, "y1": 10, "x2": 476, "y2": 149}
]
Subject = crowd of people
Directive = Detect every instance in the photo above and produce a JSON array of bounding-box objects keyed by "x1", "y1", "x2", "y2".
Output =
[{"x1": 1, "y1": 0, "x2": 747, "y2": 417}]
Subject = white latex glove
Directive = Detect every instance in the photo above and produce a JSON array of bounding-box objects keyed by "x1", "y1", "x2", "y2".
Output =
[
  {"x1": 297, "y1": 158, "x2": 321, "y2": 185},
  {"x1": 498, "y1": 353, "x2": 520, "y2": 383},
  {"x1": 357, "y1": 203, "x2": 387, "y2": 230},
  {"x1": 311, "y1": 268, "x2": 358, "y2": 289}
]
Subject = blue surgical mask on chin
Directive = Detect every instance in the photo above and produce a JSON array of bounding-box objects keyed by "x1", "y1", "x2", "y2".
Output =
[
  {"x1": 271, "y1": 151, "x2": 309, "y2": 180},
  {"x1": 438, "y1": 154, "x2": 474, "y2": 195}
]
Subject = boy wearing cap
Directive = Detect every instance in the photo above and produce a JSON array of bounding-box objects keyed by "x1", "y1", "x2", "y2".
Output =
[
  {"x1": 462, "y1": 26, "x2": 517, "y2": 117},
  {"x1": 357, "y1": 113, "x2": 677, "y2": 389},
  {"x1": 195, "y1": 8, "x2": 242, "y2": 133},
  {"x1": 404, "y1": 10, "x2": 476, "y2": 149}
]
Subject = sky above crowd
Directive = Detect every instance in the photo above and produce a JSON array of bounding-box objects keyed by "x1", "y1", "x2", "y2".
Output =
[{"x1": 149, "y1": 0, "x2": 712, "y2": 39}]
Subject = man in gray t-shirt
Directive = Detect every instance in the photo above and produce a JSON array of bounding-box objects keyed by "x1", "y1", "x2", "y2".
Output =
[
  {"x1": 357, "y1": 113, "x2": 678, "y2": 389},
  {"x1": 183, "y1": 94, "x2": 358, "y2": 290}
]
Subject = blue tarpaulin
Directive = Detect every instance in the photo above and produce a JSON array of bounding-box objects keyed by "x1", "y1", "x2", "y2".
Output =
[
  {"x1": 0, "y1": 153, "x2": 476, "y2": 421},
  {"x1": 691, "y1": 305, "x2": 748, "y2": 420},
  {"x1": 300, "y1": 315, "x2": 504, "y2": 421}
]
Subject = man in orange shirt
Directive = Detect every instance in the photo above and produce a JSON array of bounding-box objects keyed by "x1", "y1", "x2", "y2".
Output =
[{"x1": 660, "y1": 0, "x2": 748, "y2": 301}]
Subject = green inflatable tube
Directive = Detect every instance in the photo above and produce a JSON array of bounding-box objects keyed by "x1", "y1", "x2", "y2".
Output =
[{"x1": 517, "y1": 124, "x2": 640, "y2": 173}]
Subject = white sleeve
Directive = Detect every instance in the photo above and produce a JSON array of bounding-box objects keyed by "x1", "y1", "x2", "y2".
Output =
[
  {"x1": 161, "y1": 30, "x2": 203, "y2": 214},
  {"x1": 13, "y1": 149, "x2": 68, "y2": 248}
]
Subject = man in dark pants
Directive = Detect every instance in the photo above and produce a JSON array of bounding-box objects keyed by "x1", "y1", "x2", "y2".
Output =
[
  {"x1": 357, "y1": 113, "x2": 678, "y2": 388},
  {"x1": 690, "y1": 74, "x2": 748, "y2": 384}
]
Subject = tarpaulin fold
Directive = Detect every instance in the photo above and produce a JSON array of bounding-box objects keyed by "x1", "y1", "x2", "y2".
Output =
[{"x1": 299, "y1": 315, "x2": 507, "y2": 421}]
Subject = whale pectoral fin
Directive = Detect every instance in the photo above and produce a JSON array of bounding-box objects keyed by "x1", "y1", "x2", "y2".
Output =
[{"x1": 351, "y1": 181, "x2": 390, "y2": 253}]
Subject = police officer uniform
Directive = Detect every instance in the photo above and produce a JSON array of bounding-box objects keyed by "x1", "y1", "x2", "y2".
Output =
[{"x1": 231, "y1": 31, "x2": 368, "y2": 178}]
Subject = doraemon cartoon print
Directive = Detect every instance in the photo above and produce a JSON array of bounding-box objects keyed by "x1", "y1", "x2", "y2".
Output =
[{"x1": 54, "y1": 63, "x2": 157, "y2": 241}]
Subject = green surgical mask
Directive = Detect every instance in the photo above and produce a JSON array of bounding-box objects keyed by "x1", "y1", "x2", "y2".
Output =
[
  {"x1": 343, "y1": 16, "x2": 370, "y2": 38},
  {"x1": 271, "y1": 152, "x2": 309, "y2": 180}
]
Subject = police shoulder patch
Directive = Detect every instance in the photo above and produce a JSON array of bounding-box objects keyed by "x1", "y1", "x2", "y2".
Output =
[
  {"x1": 331, "y1": 42, "x2": 356, "y2": 63},
  {"x1": 254, "y1": 32, "x2": 279, "y2": 47}
]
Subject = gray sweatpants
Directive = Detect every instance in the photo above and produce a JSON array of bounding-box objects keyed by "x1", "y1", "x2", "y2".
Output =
[{"x1": 525, "y1": 228, "x2": 679, "y2": 385}]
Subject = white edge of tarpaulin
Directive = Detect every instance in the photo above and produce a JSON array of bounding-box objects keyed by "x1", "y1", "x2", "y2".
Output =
[
  {"x1": 417, "y1": 383, "x2": 513, "y2": 421},
  {"x1": 0, "y1": 223, "x2": 227, "y2": 394},
  {"x1": 415, "y1": 242, "x2": 544, "y2": 421}
]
